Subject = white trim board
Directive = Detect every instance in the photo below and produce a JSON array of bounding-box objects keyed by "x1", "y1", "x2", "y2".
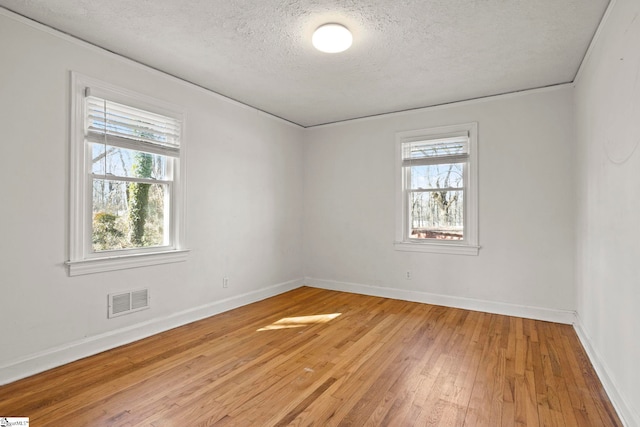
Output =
[
  {"x1": 304, "y1": 277, "x2": 577, "y2": 324},
  {"x1": 573, "y1": 0, "x2": 618, "y2": 85},
  {"x1": 308, "y1": 83, "x2": 573, "y2": 129},
  {"x1": 2, "y1": 276, "x2": 630, "y2": 426},
  {"x1": 574, "y1": 315, "x2": 638, "y2": 427},
  {"x1": 0, "y1": 278, "x2": 304, "y2": 386},
  {"x1": 0, "y1": 6, "x2": 574, "y2": 130}
]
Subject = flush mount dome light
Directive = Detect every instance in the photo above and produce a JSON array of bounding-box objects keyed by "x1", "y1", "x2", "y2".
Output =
[{"x1": 312, "y1": 23, "x2": 352, "y2": 53}]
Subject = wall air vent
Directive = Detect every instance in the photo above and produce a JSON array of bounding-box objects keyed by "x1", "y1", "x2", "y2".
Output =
[{"x1": 108, "y1": 289, "x2": 150, "y2": 318}]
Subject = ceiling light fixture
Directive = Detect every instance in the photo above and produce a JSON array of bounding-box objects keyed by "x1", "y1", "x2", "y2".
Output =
[{"x1": 312, "y1": 23, "x2": 353, "y2": 53}]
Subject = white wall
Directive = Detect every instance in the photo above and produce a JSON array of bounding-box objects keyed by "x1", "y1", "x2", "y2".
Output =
[
  {"x1": 303, "y1": 87, "x2": 576, "y2": 318},
  {"x1": 0, "y1": 10, "x2": 304, "y2": 383},
  {"x1": 574, "y1": 0, "x2": 640, "y2": 424}
]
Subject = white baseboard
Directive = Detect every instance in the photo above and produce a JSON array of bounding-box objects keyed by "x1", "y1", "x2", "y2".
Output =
[
  {"x1": 4, "y1": 276, "x2": 632, "y2": 426},
  {"x1": 304, "y1": 277, "x2": 577, "y2": 324},
  {"x1": 574, "y1": 315, "x2": 638, "y2": 427},
  {"x1": 0, "y1": 278, "x2": 304, "y2": 386}
]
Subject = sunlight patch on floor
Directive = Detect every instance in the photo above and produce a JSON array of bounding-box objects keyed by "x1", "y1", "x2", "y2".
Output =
[{"x1": 257, "y1": 313, "x2": 341, "y2": 331}]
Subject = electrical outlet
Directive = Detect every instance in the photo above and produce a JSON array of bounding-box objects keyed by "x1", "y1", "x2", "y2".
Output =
[
  {"x1": 222, "y1": 277, "x2": 229, "y2": 288},
  {"x1": 405, "y1": 271, "x2": 412, "y2": 280}
]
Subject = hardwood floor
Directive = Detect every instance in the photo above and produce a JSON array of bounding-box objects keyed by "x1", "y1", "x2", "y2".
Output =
[{"x1": 0, "y1": 287, "x2": 621, "y2": 426}]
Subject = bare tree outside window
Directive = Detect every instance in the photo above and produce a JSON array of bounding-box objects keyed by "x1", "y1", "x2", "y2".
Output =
[
  {"x1": 403, "y1": 137, "x2": 468, "y2": 241},
  {"x1": 91, "y1": 146, "x2": 168, "y2": 251}
]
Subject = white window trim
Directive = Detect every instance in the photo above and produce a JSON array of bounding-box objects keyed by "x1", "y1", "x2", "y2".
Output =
[
  {"x1": 67, "y1": 72, "x2": 189, "y2": 276},
  {"x1": 394, "y1": 122, "x2": 479, "y2": 256}
]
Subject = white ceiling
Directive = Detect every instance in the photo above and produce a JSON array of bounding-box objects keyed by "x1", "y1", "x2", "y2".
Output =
[{"x1": 1, "y1": 0, "x2": 609, "y2": 127}]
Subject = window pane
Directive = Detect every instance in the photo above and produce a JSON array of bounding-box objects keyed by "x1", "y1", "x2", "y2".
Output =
[
  {"x1": 410, "y1": 163, "x2": 463, "y2": 190},
  {"x1": 92, "y1": 179, "x2": 168, "y2": 251},
  {"x1": 409, "y1": 190, "x2": 464, "y2": 240},
  {"x1": 91, "y1": 143, "x2": 168, "y2": 180}
]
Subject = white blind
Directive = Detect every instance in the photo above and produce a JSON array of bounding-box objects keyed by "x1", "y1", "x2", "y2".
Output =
[
  {"x1": 402, "y1": 134, "x2": 468, "y2": 167},
  {"x1": 85, "y1": 94, "x2": 181, "y2": 157}
]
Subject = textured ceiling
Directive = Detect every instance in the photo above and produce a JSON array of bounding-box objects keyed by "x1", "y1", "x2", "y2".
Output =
[{"x1": 1, "y1": 0, "x2": 609, "y2": 127}]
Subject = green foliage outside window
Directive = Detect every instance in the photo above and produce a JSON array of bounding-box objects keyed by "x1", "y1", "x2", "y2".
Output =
[{"x1": 128, "y1": 152, "x2": 153, "y2": 246}]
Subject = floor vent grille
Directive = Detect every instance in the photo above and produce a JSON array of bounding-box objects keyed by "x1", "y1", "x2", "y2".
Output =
[{"x1": 108, "y1": 289, "x2": 150, "y2": 318}]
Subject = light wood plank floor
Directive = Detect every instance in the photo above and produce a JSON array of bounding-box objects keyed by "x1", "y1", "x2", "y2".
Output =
[{"x1": 0, "y1": 287, "x2": 621, "y2": 426}]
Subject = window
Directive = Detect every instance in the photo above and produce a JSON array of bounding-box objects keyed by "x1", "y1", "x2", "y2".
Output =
[
  {"x1": 68, "y1": 73, "x2": 188, "y2": 275},
  {"x1": 395, "y1": 123, "x2": 479, "y2": 255}
]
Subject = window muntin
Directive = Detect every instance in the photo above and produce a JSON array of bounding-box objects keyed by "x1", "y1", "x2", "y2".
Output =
[
  {"x1": 68, "y1": 73, "x2": 188, "y2": 275},
  {"x1": 395, "y1": 123, "x2": 478, "y2": 255}
]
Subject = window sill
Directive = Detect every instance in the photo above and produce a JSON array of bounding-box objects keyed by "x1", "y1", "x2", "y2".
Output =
[
  {"x1": 394, "y1": 241, "x2": 479, "y2": 256},
  {"x1": 66, "y1": 249, "x2": 190, "y2": 276}
]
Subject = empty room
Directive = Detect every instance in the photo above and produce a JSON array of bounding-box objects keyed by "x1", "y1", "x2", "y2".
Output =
[{"x1": 0, "y1": 0, "x2": 638, "y2": 425}]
